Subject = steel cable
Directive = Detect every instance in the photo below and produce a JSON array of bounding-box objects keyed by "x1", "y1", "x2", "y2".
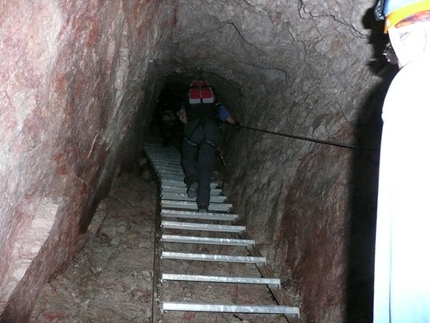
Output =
[{"x1": 237, "y1": 124, "x2": 380, "y2": 152}]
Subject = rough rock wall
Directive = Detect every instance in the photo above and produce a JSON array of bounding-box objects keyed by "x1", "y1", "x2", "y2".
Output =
[
  {"x1": 167, "y1": 1, "x2": 388, "y2": 322},
  {"x1": 0, "y1": 0, "x2": 392, "y2": 322},
  {"x1": 0, "y1": 1, "x2": 174, "y2": 321}
]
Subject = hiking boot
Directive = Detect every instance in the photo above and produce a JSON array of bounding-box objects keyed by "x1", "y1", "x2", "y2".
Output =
[
  {"x1": 187, "y1": 181, "x2": 198, "y2": 199},
  {"x1": 198, "y1": 205, "x2": 208, "y2": 213}
]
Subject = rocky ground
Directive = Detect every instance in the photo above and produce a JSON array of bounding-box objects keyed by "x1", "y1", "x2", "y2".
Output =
[
  {"x1": 30, "y1": 169, "x2": 157, "y2": 323},
  {"x1": 30, "y1": 161, "x2": 292, "y2": 323}
]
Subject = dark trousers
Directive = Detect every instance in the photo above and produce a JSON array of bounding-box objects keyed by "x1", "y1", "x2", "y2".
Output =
[{"x1": 181, "y1": 120, "x2": 220, "y2": 207}]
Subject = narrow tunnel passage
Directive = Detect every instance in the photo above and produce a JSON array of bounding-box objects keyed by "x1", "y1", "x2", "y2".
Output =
[
  {"x1": 0, "y1": 1, "x2": 394, "y2": 322},
  {"x1": 29, "y1": 131, "x2": 296, "y2": 323},
  {"x1": 30, "y1": 73, "x2": 384, "y2": 322}
]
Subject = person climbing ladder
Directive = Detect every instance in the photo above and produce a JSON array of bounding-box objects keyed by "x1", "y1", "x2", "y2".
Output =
[{"x1": 177, "y1": 80, "x2": 239, "y2": 213}]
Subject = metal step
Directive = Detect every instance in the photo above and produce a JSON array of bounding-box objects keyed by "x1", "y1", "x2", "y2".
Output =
[
  {"x1": 149, "y1": 161, "x2": 181, "y2": 168},
  {"x1": 146, "y1": 151, "x2": 180, "y2": 157},
  {"x1": 154, "y1": 166, "x2": 184, "y2": 172},
  {"x1": 156, "y1": 168, "x2": 183, "y2": 174},
  {"x1": 162, "y1": 235, "x2": 254, "y2": 246},
  {"x1": 152, "y1": 163, "x2": 179, "y2": 168},
  {"x1": 144, "y1": 147, "x2": 179, "y2": 153},
  {"x1": 145, "y1": 148, "x2": 179, "y2": 154},
  {"x1": 149, "y1": 157, "x2": 181, "y2": 164},
  {"x1": 161, "y1": 209, "x2": 237, "y2": 221},
  {"x1": 148, "y1": 151, "x2": 178, "y2": 156},
  {"x1": 158, "y1": 174, "x2": 185, "y2": 181},
  {"x1": 145, "y1": 152, "x2": 177, "y2": 158},
  {"x1": 144, "y1": 141, "x2": 301, "y2": 322},
  {"x1": 162, "y1": 200, "x2": 231, "y2": 212},
  {"x1": 161, "y1": 186, "x2": 223, "y2": 196},
  {"x1": 149, "y1": 160, "x2": 179, "y2": 167},
  {"x1": 161, "y1": 184, "x2": 222, "y2": 195},
  {"x1": 161, "y1": 180, "x2": 219, "y2": 189},
  {"x1": 161, "y1": 192, "x2": 227, "y2": 203},
  {"x1": 161, "y1": 221, "x2": 245, "y2": 233},
  {"x1": 160, "y1": 180, "x2": 187, "y2": 188},
  {"x1": 161, "y1": 303, "x2": 300, "y2": 315},
  {"x1": 161, "y1": 274, "x2": 280, "y2": 287},
  {"x1": 146, "y1": 152, "x2": 181, "y2": 162},
  {"x1": 161, "y1": 252, "x2": 266, "y2": 264},
  {"x1": 149, "y1": 163, "x2": 180, "y2": 170}
]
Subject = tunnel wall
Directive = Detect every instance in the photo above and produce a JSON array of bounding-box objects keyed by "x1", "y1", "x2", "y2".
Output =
[
  {"x1": 0, "y1": 0, "x2": 389, "y2": 322},
  {"x1": 167, "y1": 1, "x2": 385, "y2": 322},
  {"x1": 0, "y1": 1, "x2": 174, "y2": 321}
]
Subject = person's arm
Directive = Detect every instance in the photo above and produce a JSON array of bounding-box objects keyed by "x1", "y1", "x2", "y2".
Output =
[
  {"x1": 226, "y1": 116, "x2": 237, "y2": 126},
  {"x1": 218, "y1": 104, "x2": 240, "y2": 128}
]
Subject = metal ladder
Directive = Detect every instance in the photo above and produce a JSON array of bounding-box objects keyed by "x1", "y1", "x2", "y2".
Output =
[{"x1": 144, "y1": 140, "x2": 300, "y2": 323}]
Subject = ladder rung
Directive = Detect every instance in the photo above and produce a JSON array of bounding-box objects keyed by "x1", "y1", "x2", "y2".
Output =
[
  {"x1": 160, "y1": 180, "x2": 186, "y2": 187},
  {"x1": 150, "y1": 161, "x2": 180, "y2": 168},
  {"x1": 145, "y1": 153, "x2": 178, "y2": 158},
  {"x1": 153, "y1": 165, "x2": 181, "y2": 169},
  {"x1": 161, "y1": 200, "x2": 231, "y2": 212},
  {"x1": 154, "y1": 167, "x2": 184, "y2": 173},
  {"x1": 144, "y1": 145, "x2": 177, "y2": 150},
  {"x1": 147, "y1": 154, "x2": 180, "y2": 160},
  {"x1": 161, "y1": 274, "x2": 280, "y2": 287},
  {"x1": 158, "y1": 174, "x2": 184, "y2": 181},
  {"x1": 161, "y1": 252, "x2": 266, "y2": 264},
  {"x1": 161, "y1": 186, "x2": 222, "y2": 196},
  {"x1": 161, "y1": 192, "x2": 227, "y2": 203},
  {"x1": 146, "y1": 142, "x2": 301, "y2": 321},
  {"x1": 147, "y1": 152, "x2": 180, "y2": 157},
  {"x1": 161, "y1": 302, "x2": 300, "y2": 315},
  {"x1": 145, "y1": 146, "x2": 177, "y2": 150},
  {"x1": 156, "y1": 169, "x2": 181, "y2": 173},
  {"x1": 150, "y1": 158, "x2": 180, "y2": 164},
  {"x1": 162, "y1": 235, "x2": 254, "y2": 246},
  {"x1": 146, "y1": 152, "x2": 180, "y2": 157},
  {"x1": 161, "y1": 180, "x2": 218, "y2": 189},
  {"x1": 161, "y1": 209, "x2": 237, "y2": 221},
  {"x1": 149, "y1": 161, "x2": 179, "y2": 167},
  {"x1": 147, "y1": 153, "x2": 177, "y2": 158},
  {"x1": 161, "y1": 221, "x2": 245, "y2": 233}
]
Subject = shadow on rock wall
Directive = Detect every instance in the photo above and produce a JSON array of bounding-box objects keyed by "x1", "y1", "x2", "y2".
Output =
[
  {"x1": 344, "y1": 4, "x2": 399, "y2": 321},
  {"x1": 345, "y1": 57, "x2": 397, "y2": 323}
]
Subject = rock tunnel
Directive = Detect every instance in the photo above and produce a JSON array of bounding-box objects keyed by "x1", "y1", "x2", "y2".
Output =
[{"x1": 0, "y1": 1, "x2": 398, "y2": 322}]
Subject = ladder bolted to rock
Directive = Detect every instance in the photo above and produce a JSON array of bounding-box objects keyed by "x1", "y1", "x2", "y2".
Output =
[{"x1": 144, "y1": 139, "x2": 300, "y2": 323}]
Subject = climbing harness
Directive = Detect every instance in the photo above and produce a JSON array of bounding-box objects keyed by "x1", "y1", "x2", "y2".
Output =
[{"x1": 183, "y1": 120, "x2": 227, "y2": 166}]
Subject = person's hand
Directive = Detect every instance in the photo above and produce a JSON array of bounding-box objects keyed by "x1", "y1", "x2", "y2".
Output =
[
  {"x1": 231, "y1": 121, "x2": 240, "y2": 132},
  {"x1": 179, "y1": 110, "x2": 187, "y2": 124}
]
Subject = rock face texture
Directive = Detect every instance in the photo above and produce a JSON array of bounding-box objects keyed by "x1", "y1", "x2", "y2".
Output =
[
  {"x1": 0, "y1": 1, "x2": 174, "y2": 322},
  {"x1": 0, "y1": 0, "x2": 395, "y2": 322}
]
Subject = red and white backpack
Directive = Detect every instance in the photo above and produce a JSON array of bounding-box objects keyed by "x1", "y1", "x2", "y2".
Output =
[
  {"x1": 188, "y1": 81, "x2": 215, "y2": 104},
  {"x1": 186, "y1": 81, "x2": 218, "y2": 121}
]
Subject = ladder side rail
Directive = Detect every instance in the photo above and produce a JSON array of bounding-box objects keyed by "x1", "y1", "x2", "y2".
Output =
[
  {"x1": 145, "y1": 142, "x2": 302, "y2": 322},
  {"x1": 240, "y1": 231, "x2": 302, "y2": 323},
  {"x1": 151, "y1": 188, "x2": 163, "y2": 323}
]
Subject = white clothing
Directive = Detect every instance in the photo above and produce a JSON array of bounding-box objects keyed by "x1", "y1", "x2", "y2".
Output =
[{"x1": 373, "y1": 55, "x2": 430, "y2": 323}]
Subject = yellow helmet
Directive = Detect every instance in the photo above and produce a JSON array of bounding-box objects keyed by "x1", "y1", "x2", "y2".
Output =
[{"x1": 382, "y1": 0, "x2": 430, "y2": 32}]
